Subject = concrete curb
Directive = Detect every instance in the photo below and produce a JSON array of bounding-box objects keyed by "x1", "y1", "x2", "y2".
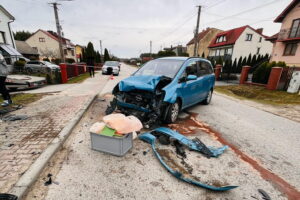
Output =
[{"x1": 9, "y1": 94, "x2": 98, "y2": 200}]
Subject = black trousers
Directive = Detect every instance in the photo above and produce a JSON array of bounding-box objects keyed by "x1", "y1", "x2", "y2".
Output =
[
  {"x1": 88, "y1": 66, "x2": 95, "y2": 77},
  {"x1": 0, "y1": 76, "x2": 11, "y2": 101}
]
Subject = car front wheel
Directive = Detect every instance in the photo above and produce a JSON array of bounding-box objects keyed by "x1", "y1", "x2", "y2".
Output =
[
  {"x1": 165, "y1": 101, "x2": 180, "y2": 123},
  {"x1": 203, "y1": 90, "x2": 213, "y2": 105}
]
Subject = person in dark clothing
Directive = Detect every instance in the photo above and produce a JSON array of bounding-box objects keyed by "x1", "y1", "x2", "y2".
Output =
[
  {"x1": 0, "y1": 53, "x2": 12, "y2": 107},
  {"x1": 86, "y1": 57, "x2": 95, "y2": 77}
]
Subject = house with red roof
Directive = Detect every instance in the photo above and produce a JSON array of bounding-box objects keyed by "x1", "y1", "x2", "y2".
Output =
[
  {"x1": 208, "y1": 25, "x2": 273, "y2": 62},
  {"x1": 186, "y1": 27, "x2": 223, "y2": 57},
  {"x1": 267, "y1": 0, "x2": 300, "y2": 66},
  {"x1": 26, "y1": 29, "x2": 76, "y2": 61}
]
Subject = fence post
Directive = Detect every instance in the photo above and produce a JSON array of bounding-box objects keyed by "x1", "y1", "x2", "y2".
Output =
[
  {"x1": 214, "y1": 64, "x2": 222, "y2": 80},
  {"x1": 239, "y1": 66, "x2": 251, "y2": 84},
  {"x1": 59, "y1": 63, "x2": 68, "y2": 83},
  {"x1": 74, "y1": 64, "x2": 79, "y2": 76},
  {"x1": 266, "y1": 67, "x2": 283, "y2": 90}
]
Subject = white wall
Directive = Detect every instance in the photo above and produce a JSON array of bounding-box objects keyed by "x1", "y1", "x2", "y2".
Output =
[
  {"x1": 0, "y1": 11, "x2": 15, "y2": 47},
  {"x1": 232, "y1": 27, "x2": 273, "y2": 61}
]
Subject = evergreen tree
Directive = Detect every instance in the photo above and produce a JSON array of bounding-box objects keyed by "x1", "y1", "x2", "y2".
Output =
[
  {"x1": 104, "y1": 48, "x2": 110, "y2": 61},
  {"x1": 86, "y1": 42, "x2": 95, "y2": 58},
  {"x1": 246, "y1": 54, "x2": 252, "y2": 66},
  {"x1": 257, "y1": 54, "x2": 262, "y2": 62},
  {"x1": 82, "y1": 48, "x2": 86, "y2": 62},
  {"x1": 95, "y1": 51, "x2": 101, "y2": 63},
  {"x1": 241, "y1": 57, "x2": 247, "y2": 67},
  {"x1": 251, "y1": 54, "x2": 257, "y2": 66},
  {"x1": 237, "y1": 56, "x2": 243, "y2": 72},
  {"x1": 216, "y1": 56, "x2": 223, "y2": 65},
  {"x1": 14, "y1": 30, "x2": 32, "y2": 41}
]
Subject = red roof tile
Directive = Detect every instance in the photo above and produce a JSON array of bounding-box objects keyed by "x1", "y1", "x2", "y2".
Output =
[
  {"x1": 186, "y1": 28, "x2": 211, "y2": 45},
  {"x1": 208, "y1": 25, "x2": 268, "y2": 48},
  {"x1": 208, "y1": 26, "x2": 247, "y2": 48},
  {"x1": 274, "y1": 0, "x2": 300, "y2": 23}
]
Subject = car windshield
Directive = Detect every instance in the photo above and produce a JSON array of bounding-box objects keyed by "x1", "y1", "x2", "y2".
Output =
[
  {"x1": 43, "y1": 61, "x2": 52, "y2": 65},
  {"x1": 104, "y1": 61, "x2": 119, "y2": 66},
  {"x1": 134, "y1": 59, "x2": 184, "y2": 78}
]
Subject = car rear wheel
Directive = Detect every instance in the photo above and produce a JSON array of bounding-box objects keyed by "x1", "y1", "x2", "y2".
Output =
[
  {"x1": 165, "y1": 101, "x2": 180, "y2": 123},
  {"x1": 202, "y1": 89, "x2": 213, "y2": 105}
]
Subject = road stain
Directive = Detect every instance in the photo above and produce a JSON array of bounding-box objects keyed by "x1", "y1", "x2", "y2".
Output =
[{"x1": 169, "y1": 112, "x2": 300, "y2": 200}]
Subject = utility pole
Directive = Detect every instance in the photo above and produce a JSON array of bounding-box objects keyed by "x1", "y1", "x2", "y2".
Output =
[
  {"x1": 150, "y1": 40, "x2": 152, "y2": 58},
  {"x1": 99, "y1": 40, "x2": 103, "y2": 56},
  {"x1": 193, "y1": 5, "x2": 201, "y2": 57},
  {"x1": 49, "y1": 2, "x2": 65, "y2": 62}
]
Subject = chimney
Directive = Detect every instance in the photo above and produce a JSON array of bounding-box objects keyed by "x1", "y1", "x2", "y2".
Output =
[{"x1": 256, "y1": 28, "x2": 263, "y2": 34}]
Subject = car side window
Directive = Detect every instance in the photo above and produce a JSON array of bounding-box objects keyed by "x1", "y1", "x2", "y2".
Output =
[
  {"x1": 198, "y1": 61, "x2": 213, "y2": 76},
  {"x1": 184, "y1": 61, "x2": 197, "y2": 77}
]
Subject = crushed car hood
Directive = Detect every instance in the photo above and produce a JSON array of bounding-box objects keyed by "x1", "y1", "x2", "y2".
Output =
[{"x1": 118, "y1": 75, "x2": 165, "y2": 92}]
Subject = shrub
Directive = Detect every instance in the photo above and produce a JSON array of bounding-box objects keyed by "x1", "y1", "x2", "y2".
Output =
[
  {"x1": 52, "y1": 58, "x2": 61, "y2": 65},
  {"x1": 54, "y1": 69, "x2": 62, "y2": 84},
  {"x1": 14, "y1": 60, "x2": 26, "y2": 72},
  {"x1": 66, "y1": 58, "x2": 75, "y2": 63},
  {"x1": 252, "y1": 61, "x2": 287, "y2": 84}
]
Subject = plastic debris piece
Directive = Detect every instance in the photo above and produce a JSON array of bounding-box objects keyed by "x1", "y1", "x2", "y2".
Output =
[
  {"x1": 258, "y1": 189, "x2": 271, "y2": 200},
  {"x1": 139, "y1": 132, "x2": 238, "y2": 191},
  {"x1": 89, "y1": 122, "x2": 105, "y2": 134},
  {"x1": 152, "y1": 127, "x2": 228, "y2": 157},
  {"x1": 2, "y1": 114, "x2": 28, "y2": 122},
  {"x1": 100, "y1": 126, "x2": 116, "y2": 137}
]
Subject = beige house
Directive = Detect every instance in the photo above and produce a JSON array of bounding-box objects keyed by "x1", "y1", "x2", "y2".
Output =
[
  {"x1": 268, "y1": 0, "x2": 300, "y2": 66},
  {"x1": 26, "y1": 29, "x2": 76, "y2": 61},
  {"x1": 186, "y1": 28, "x2": 223, "y2": 57}
]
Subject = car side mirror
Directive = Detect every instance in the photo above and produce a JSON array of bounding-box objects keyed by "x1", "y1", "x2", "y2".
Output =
[{"x1": 187, "y1": 74, "x2": 197, "y2": 81}]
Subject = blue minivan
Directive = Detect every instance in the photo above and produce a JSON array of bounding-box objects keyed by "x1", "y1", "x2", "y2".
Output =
[{"x1": 107, "y1": 57, "x2": 215, "y2": 126}]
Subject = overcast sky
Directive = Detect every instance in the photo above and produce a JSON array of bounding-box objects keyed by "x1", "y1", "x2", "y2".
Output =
[{"x1": 1, "y1": 0, "x2": 292, "y2": 58}]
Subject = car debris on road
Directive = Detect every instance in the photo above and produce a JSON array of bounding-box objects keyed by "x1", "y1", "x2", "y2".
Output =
[{"x1": 139, "y1": 127, "x2": 238, "y2": 191}]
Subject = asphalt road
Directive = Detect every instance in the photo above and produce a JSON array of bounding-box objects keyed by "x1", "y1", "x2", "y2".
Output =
[{"x1": 25, "y1": 63, "x2": 300, "y2": 200}]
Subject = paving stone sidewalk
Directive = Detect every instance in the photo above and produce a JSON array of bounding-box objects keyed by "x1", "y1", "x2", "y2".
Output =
[{"x1": 0, "y1": 73, "x2": 108, "y2": 193}]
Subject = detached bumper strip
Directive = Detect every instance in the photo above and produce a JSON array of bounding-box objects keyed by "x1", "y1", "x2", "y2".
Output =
[
  {"x1": 116, "y1": 100, "x2": 150, "y2": 113},
  {"x1": 139, "y1": 132, "x2": 238, "y2": 191}
]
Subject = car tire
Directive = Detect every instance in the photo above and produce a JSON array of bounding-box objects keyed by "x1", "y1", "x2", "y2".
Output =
[
  {"x1": 165, "y1": 100, "x2": 180, "y2": 123},
  {"x1": 202, "y1": 89, "x2": 213, "y2": 105}
]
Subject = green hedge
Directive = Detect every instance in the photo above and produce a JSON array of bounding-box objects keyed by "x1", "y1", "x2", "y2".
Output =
[{"x1": 252, "y1": 61, "x2": 287, "y2": 84}]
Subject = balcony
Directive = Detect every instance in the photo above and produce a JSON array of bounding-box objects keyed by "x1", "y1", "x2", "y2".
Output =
[{"x1": 277, "y1": 27, "x2": 300, "y2": 41}]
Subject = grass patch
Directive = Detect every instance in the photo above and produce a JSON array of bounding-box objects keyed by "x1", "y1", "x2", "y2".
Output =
[
  {"x1": 215, "y1": 85, "x2": 300, "y2": 105},
  {"x1": 0, "y1": 93, "x2": 45, "y2": 106},
  {"x1": 67, "y1": 73, "x2": 92, "y2": 84}
]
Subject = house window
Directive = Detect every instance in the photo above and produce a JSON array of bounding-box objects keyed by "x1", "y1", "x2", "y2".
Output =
[
  {"x1": 256, "y1": 47, "x2": 261, "y2": 54},
  {"x1": 0, "y1": 32, "x2": 6, "y2": 44},
  {"x1": 259, "y1": 37, "x2": 262, "y2": 42},
  {"x1": 283, "y1": 43, "x2": 298, "y2": 56},
  {"x1": 215, "y1": 49, "x2": 221, "y2": 56},
  {"x1": 216, "y1": 35, "x2": 226, "y2": 43},
  {"x1": 39, "y1": 37, "x2": 45, "y2": 42},
  {"x1": 289, "y1": 18, "x2": 300, "y2": 38},
  {"x1": 64, "y1": 49, "x2": 67, "y2": 55},
  {"x1": 71, "y1": 50, "x2": 74, "y2": 56},
  {"x1": 246, "y1": 34, "x2": 253, "y2": 41}
]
